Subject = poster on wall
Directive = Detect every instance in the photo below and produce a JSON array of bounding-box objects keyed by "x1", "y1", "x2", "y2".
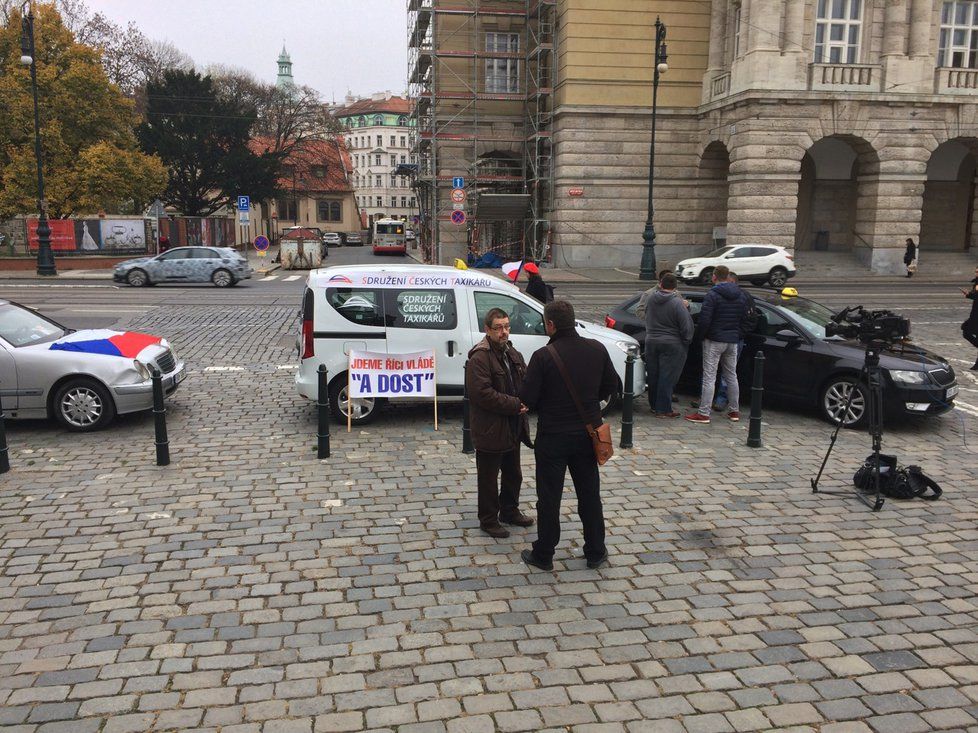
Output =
[
  {"x1": 185, "y1": 218, "x2": 202, "y2": 245},
  {"x1": 74, "y1": 220, "x2": 103, "y2": 252},
  {"x1": 99, "y1": 220, "x2": 146, "y2": 254},
  {"x1": 27, "y1": 219, "x2": 76, "y2": 251}
]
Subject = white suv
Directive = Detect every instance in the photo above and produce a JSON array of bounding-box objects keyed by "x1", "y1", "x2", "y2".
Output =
[{"x1": 674, "y1": 244, "x2": 796, "y2": 288}]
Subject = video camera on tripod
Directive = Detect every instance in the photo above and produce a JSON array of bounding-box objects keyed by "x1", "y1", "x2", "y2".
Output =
[{"x1": 824, "y1": 305, "x2": 911, "y2": 344}]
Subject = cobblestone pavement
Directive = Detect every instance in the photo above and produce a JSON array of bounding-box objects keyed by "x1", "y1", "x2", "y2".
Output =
[{"x1": 1, "y1": 300, "x2": 978, "y2": 733}]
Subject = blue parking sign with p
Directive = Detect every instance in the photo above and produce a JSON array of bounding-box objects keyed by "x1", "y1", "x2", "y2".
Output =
[
  {"x1": 237, "y1": 195, "x2": 250, "y2": 211},
  {"x1": 452, "y1": 177, "x2": 464, "y2": 189}
]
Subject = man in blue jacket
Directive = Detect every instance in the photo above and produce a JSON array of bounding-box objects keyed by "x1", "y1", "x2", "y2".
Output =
[{"x1": 686, "y1": 264, "x2": 752, "y2": 424}]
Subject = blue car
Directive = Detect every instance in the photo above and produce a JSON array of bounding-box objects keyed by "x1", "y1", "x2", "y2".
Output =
[{"x1": 114, "y1": 246, "x2": 253, "y2": 287}]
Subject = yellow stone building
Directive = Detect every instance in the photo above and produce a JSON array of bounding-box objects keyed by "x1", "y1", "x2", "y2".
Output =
[{"x1": 411, "y1": 1, "x2": 978, "y2": 274}]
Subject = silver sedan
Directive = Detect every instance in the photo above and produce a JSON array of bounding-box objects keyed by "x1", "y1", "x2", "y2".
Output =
[{"x1": 0, "y1": 301, "x2": 186, "y2": 431}]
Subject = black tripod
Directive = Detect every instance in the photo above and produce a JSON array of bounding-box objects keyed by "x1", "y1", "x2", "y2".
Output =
[{"x1": 811, "y1": 339, "x2": 886, "y2": 512}]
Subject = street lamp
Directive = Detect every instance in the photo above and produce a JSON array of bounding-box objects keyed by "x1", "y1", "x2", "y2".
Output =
[
  {"x1": 638, "y1": 16, "x2": 668, "y2": 281},
  {"x1": 20, "y1": 1, "x2": 56, "y2": 276}
]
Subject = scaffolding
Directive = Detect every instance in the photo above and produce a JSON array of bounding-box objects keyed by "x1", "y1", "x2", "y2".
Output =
[{"x1": 407, "y1": 0, "x2": 555, "y2": 264}]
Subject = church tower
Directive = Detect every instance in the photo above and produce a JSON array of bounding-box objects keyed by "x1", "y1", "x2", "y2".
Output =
[{"x1": 276, "y1": 44, "x2": 294, "y2": 90}]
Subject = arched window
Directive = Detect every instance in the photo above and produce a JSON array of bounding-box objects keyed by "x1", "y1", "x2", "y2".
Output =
[
  {"x1": 397, "y1": 116, "x2": 407, "y2": 126},
  {"x1": 330, "y1": 202, "x2": 341, "y2": 221},
  {"x1": 358, "y1": 116, "x2": 366, "y2": 127},
  {"x1": 373, "y1": 114, "x2": 384, "y2": 126}
]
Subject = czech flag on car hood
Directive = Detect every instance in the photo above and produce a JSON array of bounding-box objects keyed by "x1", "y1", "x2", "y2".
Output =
[{"x1": 49, "y1": 329, "x2": 162, "y2": 357}]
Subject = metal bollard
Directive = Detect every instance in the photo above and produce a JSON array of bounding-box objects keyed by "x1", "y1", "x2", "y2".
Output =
[
  {"x1": 461, "y1": 360, "x2": 474, "y2": 454},
  {"x1": 149, "y1": 366, "x2": 170, "y2": 466},
  {"x1": 0, "y1": 388, "x2": 9, "y2": 474},
  {"x1": 619, "y1": 351, "x2": 635, "y2": 449},
  {"x1": 747, "y1": 351, "x2": 765, "y2": 448},
  {"x1": 317, "y1": 364, "x2": 331, "y2": 458}
]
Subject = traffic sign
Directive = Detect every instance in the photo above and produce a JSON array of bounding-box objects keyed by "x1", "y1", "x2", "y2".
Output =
[
  {"x1": 238, "y1": 211, "x2": 250, "y2": 225},
  {"x1": 452, "y1": 202, "x2": 465, "y2": 211},
  {"x1": 237, "y1": 195, "x2": 250, "y2": 212},
  {"x1": 452, "y1": 176, "x2": 464, "y2": 189},
  {"x1": 450, "y1": 210, "x2": 466, "y2": 226},
  {"x1": 451, "y1": 188, "x2": 466, "y2": 204},
  {"x1": 254, "y1": 235, "x2": 270, "y2": 252}
]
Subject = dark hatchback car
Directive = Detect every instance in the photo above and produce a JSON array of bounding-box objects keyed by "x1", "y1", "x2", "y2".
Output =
[{"x1": 605, "y1": 289, "x2": 958, "y2": 427}]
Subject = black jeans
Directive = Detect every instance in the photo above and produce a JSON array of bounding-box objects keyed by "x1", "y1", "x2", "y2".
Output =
[
  {"x1": 476, "y1": 447, "x2": 521, "y2": 528},
  {"x1": 532, "y1": 430, "x2": 605, "y2": 563},
  {"x1": 645, "y1": 340, "x2": 688, "y2": 413},
  {"x1": 964, "y1": 321, "x2": 978, "y2": 350}
]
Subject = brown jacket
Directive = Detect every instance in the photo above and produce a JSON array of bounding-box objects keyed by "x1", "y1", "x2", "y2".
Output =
[{"x1": 466, "y1": 337, "x2": 530, "y2": 453}]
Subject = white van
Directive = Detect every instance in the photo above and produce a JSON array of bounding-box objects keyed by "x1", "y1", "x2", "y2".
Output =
[{"x1": 296, "y1": 264, "x2": 645, "y2": 424}]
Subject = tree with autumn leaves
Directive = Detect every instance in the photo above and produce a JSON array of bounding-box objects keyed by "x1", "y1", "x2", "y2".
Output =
[{"x1": 0, "y1": 3, "x2": 166, "y2": 219}]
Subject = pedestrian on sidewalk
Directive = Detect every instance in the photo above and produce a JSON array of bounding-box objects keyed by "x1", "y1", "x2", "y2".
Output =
[
  {"x1": 645, "y1": 272, "x2": 693, "y2": 417},
  {"x1": 904, "y1": 238, "x2": 918, "y2": 278},
  {"x1": 713, "y1": 270, "x2": 757, "y2": 411},
  {"x1": 637, "y1": 269, "x2": 676, "y2": 315},
  {"x1": 960, "y1": 266, "x2": 978, "y2": 370},
  {"x1": 465, "y1": 307, "x2": 535, "y2": 539},
  {"x1": 686, "y1": 265, "x2": 752, "y2": 424},
  {"x1": 519, "y1": 299, "x2": 618, "y2": 571},
  {"x1": 524, "y1": 262, "x2": 553, "y2": 304}
]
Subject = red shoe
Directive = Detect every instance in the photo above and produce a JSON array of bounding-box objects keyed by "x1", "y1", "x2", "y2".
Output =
[
  {"x1": 728, "y1": 411, "x2": 740, "y2": 422},
  {"x1": 684, "y1": 412, "x2": 710, "y2": 424}
]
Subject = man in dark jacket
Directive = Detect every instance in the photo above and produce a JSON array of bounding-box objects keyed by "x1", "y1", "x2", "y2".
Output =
[
  {"x1": 519, "y1": 300, "x2": 619, "y2": 571},
  {"x1": 466, "y1": 308, "x2": 535, "y2": 538},
  {"x1": 645, "y1": 272, "x2": 693, "y2": 416},
  {"x1": 686, "y1": 264, "x2": 751, "y2": 424},
  {"x1": 961, "y1": 267, "x2": 978, "y2": 370}
]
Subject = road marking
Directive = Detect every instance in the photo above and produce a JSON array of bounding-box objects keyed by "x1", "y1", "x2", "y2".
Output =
[
  {"x1": 203, "y1": 366, "x2": 245, "y2": 372},
  {"x1": 261, "y1": 275, "x2": 279, "y2": 281},
  {"x1": 284, "y1": 275, "x2": 301, "y2": 282},
  {"x1": 0, "y1": 283, "x2": 115, "y2": 288},
  {"x1": 955, "y1": 401, "x2": 978, "y2": 417},
  {"x1": 61, "y1": 307, "x2": 157, "y2": 313},
  {"x1": 276, "y1": 365, "x2": 298, "y2": 370}
]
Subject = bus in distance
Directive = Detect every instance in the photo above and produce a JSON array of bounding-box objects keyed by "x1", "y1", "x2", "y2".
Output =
[{"x1": 372, "y1": 219, "x2": 406, "y2": 256}]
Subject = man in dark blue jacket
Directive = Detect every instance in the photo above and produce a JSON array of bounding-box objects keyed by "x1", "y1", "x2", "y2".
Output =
[{"x1": 685, "y1": 264, "x2": 752, "y2": 424}]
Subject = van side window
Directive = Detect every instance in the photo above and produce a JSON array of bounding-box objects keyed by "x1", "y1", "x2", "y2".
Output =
[
  {"x1": 326, "y1": 288, "x2": 384, "y2": 327},
  {"x1": 473, "y1": 292, "x2": 545, "y2": 336},
  {"x1": 385, "y1": 289, "x2": 457, "y2": 330}
]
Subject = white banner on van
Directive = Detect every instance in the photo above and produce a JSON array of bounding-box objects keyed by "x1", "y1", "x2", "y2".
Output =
[{"x1": 348, "y1": 349, "x2": 436, "y2": 398}]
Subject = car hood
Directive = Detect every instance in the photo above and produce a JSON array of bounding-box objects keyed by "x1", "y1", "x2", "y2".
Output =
[
  {"x1": 116, "y1": 257, "x2": 153, "y2": 268},
  {"x1": 676, "y1": 258, "x2": 708, "y2": 269},
  {"x1": 577, "y1": 319, "x2": 638, "y2": 346},
  {"x1": 23, "y1": 329, "x2": 170, "y2": 361},
  {"x1": 827, "y1": 338, "x2": 951, "y2": 371}
]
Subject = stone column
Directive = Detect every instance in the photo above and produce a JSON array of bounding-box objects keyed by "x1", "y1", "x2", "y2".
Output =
[
  {"x1": 784, "y1": 0, "x2": 805, "y2": 55},
  {"x1": 725, "y1": 131, "x2": 805, "y2": 249},
  {"x1": 708, "y1": 0, "x2": 727, "y2": 71},
  {"x1": 909, "y1": 0, "x2": 931, "y2": 57},
  {"x1": 747, "y1": 0, "x2": 783, "y2": 52},
  {"x1": 882, "y1": 0, "x2": 908, "y2": 58}
]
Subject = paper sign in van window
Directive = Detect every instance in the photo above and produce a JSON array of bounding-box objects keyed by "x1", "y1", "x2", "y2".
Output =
[
  {"x1": 327, "y1": 288, "x2": 385, "y2": 327},
  {"x1": 385, "y1": 289, "x2": 457, "y2": 330}
]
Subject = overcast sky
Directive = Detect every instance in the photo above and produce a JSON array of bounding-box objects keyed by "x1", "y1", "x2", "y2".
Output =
[{"x1": 85, "y1": 0, "x2": 408, "y2": 102}]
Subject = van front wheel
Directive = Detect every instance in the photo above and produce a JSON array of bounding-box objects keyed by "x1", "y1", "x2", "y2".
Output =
[{"x1": 329, "y1": 377, "x2": 380, "y2": 425}]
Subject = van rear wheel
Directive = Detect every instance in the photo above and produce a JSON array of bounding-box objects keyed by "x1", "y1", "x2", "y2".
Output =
[{"x1": 329, "y1": 377, "x2": 379, "y2": 425}]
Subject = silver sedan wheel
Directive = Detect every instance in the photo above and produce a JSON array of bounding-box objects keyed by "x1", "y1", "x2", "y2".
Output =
[
  {"x1": 822, "y1": 379, "x2": 866, "y2": 426},
  {"x1": 339, "y1": 385, "x2": 376, "y2": 421},
  {"x1": 59, "y1": 385, "x2": 105, "y2": 428},
  {"x1": 126, "y1": 269, "x2": 148, "y2": 287},
  {"x1": 212, "y1": 268, "x2": 233, "y2": 287}
]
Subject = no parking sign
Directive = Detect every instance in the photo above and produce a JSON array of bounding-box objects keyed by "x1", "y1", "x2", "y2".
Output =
[{"x1": 450, "y1": 210, "x2": 466, "y2": 226}]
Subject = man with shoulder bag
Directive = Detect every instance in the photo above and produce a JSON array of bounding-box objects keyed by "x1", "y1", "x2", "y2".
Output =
[{"x1": 519, "y1": 300, "x2": 619, "y2": 571}]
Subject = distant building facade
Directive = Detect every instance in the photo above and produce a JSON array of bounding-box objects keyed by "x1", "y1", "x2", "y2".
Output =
[
  {"x1": 411, "y1": 0, "x2": 978, "y2": 273},
  {"x1": 334, "y1": 92, "x2": 416, "y2": 231}
]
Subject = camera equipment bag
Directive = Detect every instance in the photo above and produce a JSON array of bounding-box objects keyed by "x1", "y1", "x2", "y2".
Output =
[
  {"x1": 546, "y1": 345, "x2": 614, "y2": 466},
  {"x1": 852, "y1": 454, "x2": 942, "y2": 501}
]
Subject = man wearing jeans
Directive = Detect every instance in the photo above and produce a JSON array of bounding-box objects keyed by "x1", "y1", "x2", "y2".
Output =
[
  {"x1": 686, "y1": 265, "x2": 752, "y2": 424},
  {"x1": 645, "y1": 272, "x2": 693, "y2": 417}
]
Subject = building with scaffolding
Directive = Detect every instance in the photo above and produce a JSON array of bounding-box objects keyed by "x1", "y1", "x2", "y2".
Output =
[
  {"x1": 412, "y1": 1, "x2": 978, "y2": 274},
  {"x1": 408, "y1": 0, "x2": 555, "y2": 265}
]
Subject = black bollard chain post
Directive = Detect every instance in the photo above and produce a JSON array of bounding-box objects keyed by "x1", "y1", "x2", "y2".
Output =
[
  {"x1": 317, "y1": 364, "x2": 331, "y2": 458},
  {"x1": 461, "y1": 359, "x2": 474, "y2": 454},
  {"x1": 747, "y1": 351, "x2": 765, "y2": 448},
  {"x1": 149, "y1": 366, "x2": 170, "y2": 466},
  {"x1": 0, "y1": 387, "x2": 9, "y2": 474},
  {"x1": 619, "y1": 351, "x2": 635, "y2": 449}
]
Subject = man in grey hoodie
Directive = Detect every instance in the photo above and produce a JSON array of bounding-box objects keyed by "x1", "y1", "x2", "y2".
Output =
[{"x1": 645, "y1": 272, "x2": 694, "y2": 417}]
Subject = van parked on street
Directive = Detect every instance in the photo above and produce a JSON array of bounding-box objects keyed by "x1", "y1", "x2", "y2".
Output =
[{"x1": 296, "y1": 265, "x2": 645, "y2": 424}]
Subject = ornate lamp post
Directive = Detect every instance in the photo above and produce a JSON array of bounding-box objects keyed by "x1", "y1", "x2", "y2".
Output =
[
  {"x1": 19, "y1": 1, "x2": 56, "y2": 276},
  {"x1": 638, "y1": 16, "x2": 668, "y2": 281}
]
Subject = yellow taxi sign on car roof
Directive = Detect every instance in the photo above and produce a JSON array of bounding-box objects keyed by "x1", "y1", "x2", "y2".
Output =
[
  {"x1": 453, "y1": 258, "x2": 468, "y2": 270},
  {"x1": 780, "y1": 287, "x2": 798, "y2": 298}
]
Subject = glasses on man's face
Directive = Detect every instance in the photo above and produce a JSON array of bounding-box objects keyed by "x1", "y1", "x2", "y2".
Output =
[{"x1": 489, "y1": 323, "x2": 511, "y2": 332}]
